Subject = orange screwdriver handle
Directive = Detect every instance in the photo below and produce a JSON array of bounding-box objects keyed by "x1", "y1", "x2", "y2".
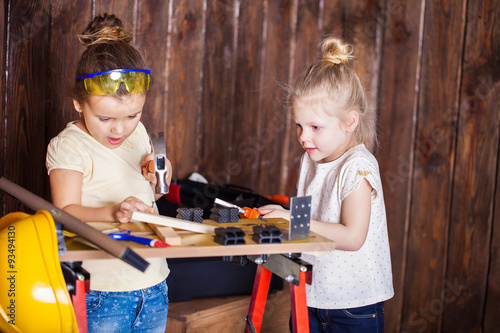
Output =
[{"x1": 242, "y1": 207, "x2": 262, "y2": 219}]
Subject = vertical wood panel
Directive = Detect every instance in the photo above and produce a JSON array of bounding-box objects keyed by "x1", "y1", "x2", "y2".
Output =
[
  {"x1": 230, "y1": 0, "x2": 265, "y2": 187},
  {"x1": 0, "y1": 1, "x2": 6, "y2": 213},
  {"x1": 135, "y1": 0, "x2": 170, "y2": 133},
  {"x1": 166, "y1": 0, "x2": 204, "y2": 179},
  {"x1": 282, "y1": 0, "x2": 320, "y2": 196},
  {"x1": 401, "y1": 1, "x2": 467, "y2": 332},
  {"x1": 256, "y1": 0, "x2": 293, "y2": 196},
  {"x1": 343, "y1": 0, "x2": 382, "y2": 116},
  {"x1": 48, "y1": 1, "x2": 92, "y2": 158},
  {"x1": 321, "y1": 0, "x2": 344, "y2": 36},
  {"x1": 485, "y1": 155, "x2": 500, "y2": 331},
  {"x1": 443, "y1": 0, "x2": 500, "y2": 331},
  {"x1": 5, "y1": 2, "x2": 51, "y2": 209},
  {"x1": 377, "y1": 1, "x2": 424, "y2": 332},
  {"x1": 199, "y1": 0, "x2": 236, "y2": 186},
  {"x1": 94, "y1": 0, "x2": 136, "y2": 27}
]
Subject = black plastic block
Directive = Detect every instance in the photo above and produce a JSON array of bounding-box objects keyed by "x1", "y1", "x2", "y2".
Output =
[
  {"x1": 252, "y1": 225, "x2": 282, "y2": 244},
  {"x1": 177, "y1": 208, "x2": 204, "y2": 223},
  {"x1": 210, "y1": 207, "x2": 239, "y2": 223},
  {"x1": 214, "y1": 227, "x2": 246, "y2": 245}
]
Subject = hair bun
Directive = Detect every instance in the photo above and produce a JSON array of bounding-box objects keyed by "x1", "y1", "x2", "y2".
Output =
[
  {"x1": 321, "y1": 36, "x2": 354, "y2": 65},
  {"x1": 78, "y1": 13, "x2": 132, "y2": 47}
]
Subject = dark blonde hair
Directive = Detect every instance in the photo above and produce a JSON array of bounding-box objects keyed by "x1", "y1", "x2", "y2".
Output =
[
  {"x1": 73, "y1": 13, "x2": 149, "y2": 103},
  {"x1": 288, "y1": 36, "x2": 378, "y2": 152}
]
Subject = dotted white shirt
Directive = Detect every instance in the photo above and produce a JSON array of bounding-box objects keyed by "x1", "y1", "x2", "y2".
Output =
[{"x1": 298, "y1": 144, "x2": 394, "y2": 309}]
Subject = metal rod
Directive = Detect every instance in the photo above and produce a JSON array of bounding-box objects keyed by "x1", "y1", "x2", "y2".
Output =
[{"x1": 0, "y1": 177, "x2": 149, "y2": 272}]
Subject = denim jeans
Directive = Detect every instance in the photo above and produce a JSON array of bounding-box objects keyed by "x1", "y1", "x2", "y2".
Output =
[
  {"x1": 86, "y1": 280, "x2": 169, "y2": 333},
  {"x1": 307, "y1": 302, "x2": 385, "y2": 333}
]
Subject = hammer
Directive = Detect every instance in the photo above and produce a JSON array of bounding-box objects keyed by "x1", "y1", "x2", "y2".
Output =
[{"x1": 147, "y1": 132, "x2": 169, "y2": 194}]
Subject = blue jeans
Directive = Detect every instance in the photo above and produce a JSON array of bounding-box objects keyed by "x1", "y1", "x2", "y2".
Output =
[
  {"x1": 307, "y1": 302, "x2": 384, "y2": 333},
  {"x1": 86, "y1": 280, "x2": 169, "y2": 333}
]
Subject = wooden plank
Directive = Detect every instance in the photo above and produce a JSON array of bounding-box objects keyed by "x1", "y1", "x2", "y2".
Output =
[
  {"x1": 485, "y1": 143, "x2": 500, "y2": 331},
  {"x1": 147, "y1": 224, "x2": 182, "y2": 246},
  {"x1": 282, "y1": 0, "x2": 321, "y2": 196},
  {"x1": 48, "y1": 2, "x2": 92, "y2": 172},
  {"x1": 166, "y1": 0, "x2": 204, "y2": 180},
  {"x1": 321, "y1": 0, "x2": 344, "y2": 36},
  {"x1": 229, "y1": 0, "x2": 265, "y2": 188},
  {"x1": 135, "y1": 0, "x2": 170, "y2": 133},
  {"x1": 256, "y1": 0, "x2": 293, "y2": 197},
  {"x1": 166, "y1": 295, "x2": 249, "y2": 332},
  {"x1": 376, "y1": 1, "x2": 424, "y2": 332},
  {"x1": 401, "y1": 1, "x2": 467, "y2": 332},
  {"x1": 443, "y1": 0, "x2": 500, "y2": 332},
  {"x1": 94, "y1": 0, "x2": 136, "y2": 28},
  {"x1": 131, "y1": 211, "x2": 217, "y2": 233},
  {"x1": 5, "y1": 2, "x2": 51, "y2": 210},
  {"x1": 343, "y1": 0, "x2": 383, "y2": 126},
  {"x1": 0, "y1": 0, "x2": 6, "y2": 215},
  {"x1": 198, "y1": 0, "x2": 236, "y2": 187}
]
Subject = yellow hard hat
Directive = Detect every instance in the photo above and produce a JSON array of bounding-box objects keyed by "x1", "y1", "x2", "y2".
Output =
[{"x1": 0, "y1": 210, "x2": 78, "y2": 332}]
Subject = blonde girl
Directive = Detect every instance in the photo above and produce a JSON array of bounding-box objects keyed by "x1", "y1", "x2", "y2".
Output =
[{"x1": 259, "y1": 36, "x2": 394, "y2": 332}]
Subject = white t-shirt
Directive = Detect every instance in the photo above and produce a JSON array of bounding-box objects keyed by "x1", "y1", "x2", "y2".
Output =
[
  {"x1": 298, "y1": 144, "x2": 394, "y2": 309},
  {"x1": 46, "y1": 121, "x2": 169, "y2": 291}
]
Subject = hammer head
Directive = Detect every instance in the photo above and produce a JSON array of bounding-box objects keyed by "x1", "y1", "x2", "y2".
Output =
[{"x1": 150, "y1": 132, "x2": 169, "y2": 194}]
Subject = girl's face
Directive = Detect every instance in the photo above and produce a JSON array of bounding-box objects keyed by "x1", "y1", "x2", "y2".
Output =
[
  {"x1": 294, "y1": 93, "x2": 357, "y2": 163},
  {"x1": 74, "y1": 93, "x2": 146, "y2": 149}
]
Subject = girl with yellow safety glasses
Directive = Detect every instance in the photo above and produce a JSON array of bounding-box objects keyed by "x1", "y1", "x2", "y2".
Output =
[{"x1": 46, "y1": 13, "x2": 170, "y2": 333}]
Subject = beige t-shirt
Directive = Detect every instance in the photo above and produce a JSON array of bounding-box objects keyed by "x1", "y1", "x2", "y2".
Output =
[
  {"x1": 46, "y1": 121, "x2": 169, "y2": 291},
  {"x1": 298, "y1": 144, "x2": 394, "y2": 309}
]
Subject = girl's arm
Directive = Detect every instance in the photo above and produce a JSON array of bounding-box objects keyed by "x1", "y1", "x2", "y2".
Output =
[
  {"x1": 49, "y1": 168, "x2": 154, "y2": 223},
  {"x1": 258, "y1": 179, "x2": 372, "y2": 251}
]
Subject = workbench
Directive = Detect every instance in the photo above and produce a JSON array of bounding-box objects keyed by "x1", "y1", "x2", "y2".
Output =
[
  {"x1": 60, "y1": 218, "x2": 335, "y2": 333},
  {"x1": 60, "y1": 218, "x2": 334, "y2": 261}
]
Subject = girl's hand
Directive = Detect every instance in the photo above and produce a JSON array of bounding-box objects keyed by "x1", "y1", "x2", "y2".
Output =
[
  {"x1": 114, "y1": 196, "x2": 155, "y2": 223},
  {"x1": 141, "y1": 152, "x2": 157, "y2": 185},
  {"x1": 141, "y1": 153, "x2": 173, "y2": 187},
  {"x1": 258, "y1": 204, "x2": 291, "y2": 221}
]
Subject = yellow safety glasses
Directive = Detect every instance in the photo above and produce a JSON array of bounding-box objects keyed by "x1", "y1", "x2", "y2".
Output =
[{"x1": 76, "y1": 69, "x2": 150, "y2": 95}]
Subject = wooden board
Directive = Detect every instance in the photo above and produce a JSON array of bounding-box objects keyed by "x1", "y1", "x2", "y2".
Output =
[
  {"x1": 131, "y1": 211, "x2": 216, "y2": 234},
  {"x1": 60, "y1": 218, "x2": 335, "y2": 261},
  {"x1": 166, "y1": 288, "x2": 291, "y2": 333}
]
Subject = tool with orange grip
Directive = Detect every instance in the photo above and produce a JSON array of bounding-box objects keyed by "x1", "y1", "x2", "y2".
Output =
[
  {"x1": 214, "y1": 198, "x2": 268, "y2": 222},
  {"x1": 147, "y1": 132, "x2": 169, "y2": 194}
]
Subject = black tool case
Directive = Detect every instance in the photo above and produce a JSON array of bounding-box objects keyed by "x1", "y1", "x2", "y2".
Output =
[{"x1": 156, "y1": 179, "x2": 283, "y2": 302}]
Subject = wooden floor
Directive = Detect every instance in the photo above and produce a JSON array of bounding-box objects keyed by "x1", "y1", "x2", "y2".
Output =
[{"x1": 165, "y1": 287, "x2": 291, "y2": 332}]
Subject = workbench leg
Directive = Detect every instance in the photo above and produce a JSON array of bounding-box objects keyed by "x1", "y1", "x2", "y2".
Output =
[
  {"x1": 245, "y1": 266, "x2": 272, "y2": 333},
  {"x1": 72, "y1": 279, "x2": 88, "y2": 333},
  {"x1": 289, "y1": 270, "x2": 309, "y2": 333}
]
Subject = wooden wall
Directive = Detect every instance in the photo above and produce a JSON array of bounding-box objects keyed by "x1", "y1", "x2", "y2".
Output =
[{"x1": 1, "y1": 0, "x2": 499, "y2": 332}]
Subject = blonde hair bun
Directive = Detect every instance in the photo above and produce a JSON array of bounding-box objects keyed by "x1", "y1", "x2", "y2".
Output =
[
  {"x1": 321, "y1": 36, "x2": 354, "y2": 65},
  {"x1": 78, "y1": 13, "x2": 132, "y2": 47}
]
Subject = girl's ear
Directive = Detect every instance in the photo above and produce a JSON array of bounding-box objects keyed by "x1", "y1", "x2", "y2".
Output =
[
  {"x1": 345, "y1": 110, "x2": 359, "y2": 132},
  {"x1": 73, "y1": 99, "x2": 82, "y2": 112}
]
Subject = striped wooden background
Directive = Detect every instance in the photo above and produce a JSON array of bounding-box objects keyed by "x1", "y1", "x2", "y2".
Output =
[{"x1": 1, "y1": 1, "x2": 499, "y2": 332}]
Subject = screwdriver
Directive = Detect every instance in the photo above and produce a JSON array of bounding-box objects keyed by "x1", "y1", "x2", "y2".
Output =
[{"x1": 214, "y1": 198, "x2": 268, "y2": 222}]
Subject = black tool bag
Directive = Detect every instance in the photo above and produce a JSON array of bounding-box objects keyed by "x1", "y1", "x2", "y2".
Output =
[
  {"x1": 157, "y1": 179, "x2": 280, "y2": 219},
  {"x1": 155, "y1": 179, "x2": 284, "y2": 302}
]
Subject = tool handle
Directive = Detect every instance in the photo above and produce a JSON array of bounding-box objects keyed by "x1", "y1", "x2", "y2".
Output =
[
  {"x1": 242, "y1": 207, "x2": 262, "y2": 219},
  {"x1": 0, "y1": 177, "x2": 149, "y2": 272},
  {"x1": 145, "y1": 160, "x2": 155, "y2": 173}
]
